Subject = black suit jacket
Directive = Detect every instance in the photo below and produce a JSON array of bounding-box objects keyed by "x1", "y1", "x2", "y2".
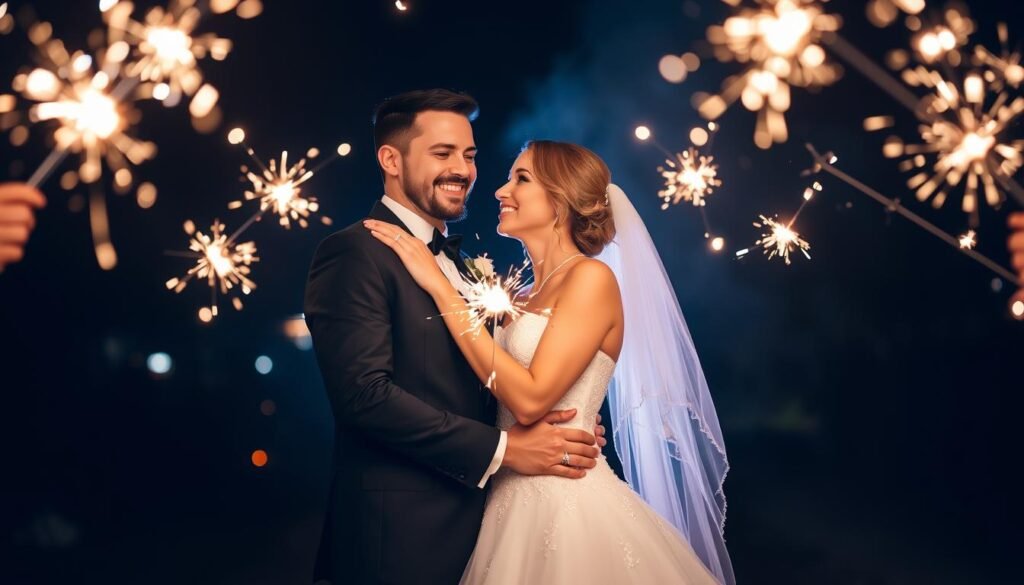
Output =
[{"x1": 304, "y1": 201, "x2": 501, "y2": 585}]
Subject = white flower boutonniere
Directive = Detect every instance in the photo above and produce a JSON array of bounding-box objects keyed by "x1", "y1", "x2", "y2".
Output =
[{"x1": 464, "y1": 254, "x2": 495, "y2": 280}]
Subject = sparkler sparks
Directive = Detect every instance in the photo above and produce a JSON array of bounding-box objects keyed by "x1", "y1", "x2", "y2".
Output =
[
  {"x1": 867, "y1": 68, "x2": 1024, "y2": 222},
  {"x1": 698, "y1": 0, "x2": 842, "y2": 149},
  {"x1": 11, "y1": 30, "x2": 156, "y2": 188},
  {"x1": 908, "y1": 6, "x2": 973, "y2": 65},
  {"x1": 226, "y1": 128, "x2": 347, "y2": 230},
  {"x1": 658, "y1": 147, "x2": 721, "y2": 209},
  {"x1": 957, "y1": 229, "x2": 977, "y2": 249},
  {"x1": 451, "y1": 259, "x2": 531, "y2": 338},
  {"x1": 635, "y1": 123, "x2": 728, "y2": 252},
  {"x1": 101, "y1": 0, "x2": 239, "y2": 130},
  {"x1": 737, "y1": 181, "x2": 819, "y2": 265},
  {"x1": 974, "y1": 23, "x2": 1024, "y2": 90},
  {"x1": 750, "y1": 214, "x2": 812, "y2": 264},
  {"x1": 166, "y1": 219, "x2": 258, "y2": 319}
]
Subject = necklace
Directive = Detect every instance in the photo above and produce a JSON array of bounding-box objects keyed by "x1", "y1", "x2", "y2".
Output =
[{"x1": 529, "y1": 253, "x2": 585, "y2": 298}]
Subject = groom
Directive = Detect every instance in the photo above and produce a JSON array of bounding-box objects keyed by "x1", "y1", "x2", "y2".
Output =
[{"x1": 304, "y1": 89, "x2": 603, "y2": 584}]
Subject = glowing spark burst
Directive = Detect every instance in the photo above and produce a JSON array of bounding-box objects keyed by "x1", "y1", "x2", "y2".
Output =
[
  {"x1": 166, "y1": 219, "x2": 258, "y2": 318},
  {"x1": 868, "y1": 69, "x2": 1024, "y2": 222},
  {"x1": 699, "y1": 0, "x2": 842, "y2": 149},
  {"x1": 745, "y1": 214, "x2": 811, "y2": 265},
  {"x1": 456, "y1": 260, "x2": 531, "y2": 337},
  {"x1": 10, "y1": 33, "x2": 156, "y2": 187},
  {"x1": 101, "y1": 0, "x2": 237, "y2": 128},
  {"x1": 658, "y1": 147, "x2": 721, "y2": 209},
  {"x1": 974, "y1": 23, "x2": 1024, "y2": 90},
  {"x1": 957, "y1": 229, "x2": 977, "y2": 249},
  {"x1": 227, "y1": 132, "x2": 346, "y2": 229}
]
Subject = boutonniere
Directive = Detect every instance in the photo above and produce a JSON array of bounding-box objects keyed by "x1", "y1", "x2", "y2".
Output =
[{"x1": 463, "y1": 254, "x2": 496, "y2": 280}]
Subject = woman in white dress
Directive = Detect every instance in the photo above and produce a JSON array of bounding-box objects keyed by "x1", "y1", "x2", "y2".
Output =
[{"x1": 364, "y1": 140, "x2": 733, "y2": 584}]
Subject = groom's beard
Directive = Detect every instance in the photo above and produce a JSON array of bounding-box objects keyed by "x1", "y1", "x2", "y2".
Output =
[{"x1": 404, "y1": 170, "x2": 471, "y2": 223}]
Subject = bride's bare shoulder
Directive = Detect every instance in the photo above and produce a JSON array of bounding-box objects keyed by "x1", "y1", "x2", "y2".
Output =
[{"x1": 560, "y1": 258, "x2": 620, "y2": 305}]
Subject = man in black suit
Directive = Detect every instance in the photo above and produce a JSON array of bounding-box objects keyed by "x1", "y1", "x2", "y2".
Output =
[{"x1": 305, "y1": 89, "x2": 603, "y2": 584}]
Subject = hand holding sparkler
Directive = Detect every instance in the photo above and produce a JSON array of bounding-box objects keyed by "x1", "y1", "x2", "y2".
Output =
[{"x1": 0, "y1": 182, "x2": 46, "y2": 270}]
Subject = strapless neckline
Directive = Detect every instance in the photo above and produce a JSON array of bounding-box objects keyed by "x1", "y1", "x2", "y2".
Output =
[{"x1": 498, "y1": 311, "x2": 618, "y2": 366}]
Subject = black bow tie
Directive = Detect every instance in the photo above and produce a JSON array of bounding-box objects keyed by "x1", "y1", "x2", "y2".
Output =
[{"x1": 429, "y1": 229, "x2": 463, "y2": 261}]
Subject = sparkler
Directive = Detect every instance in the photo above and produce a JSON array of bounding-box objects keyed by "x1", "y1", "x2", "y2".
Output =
[
  {"x1": 805, "y1": 142, "x2": 1021, "y2": 286},
  {"x1": 165, "y1": 219, "x2": 259, "y2": 320},
  {"x1": 10, "y1": 26, "x2": 155, "y2": 190},
  {"x1": 658, "y1": 147, "x2": 722, "y2": 209},
  {"x1": 698, "y1": 0, "x2": 843, "y2": 149},
  {"x1": 635, "y1": 123, "x2": 728, "y2": 253},
  {"x1": 750, "y1": 214, "x2": 811, "y2": 264},
  {"x1": 7, "y1": 20, "x2": 155, "y2": 269},
  {"x1": 822, "y1": 12, "x2": 1024, "y2": 226},
  {"x1": 429, "y1": 258, "x2": 533, "y2": 390},
  {"x1": 226, "y1": 128, "x2": 348, "y2": 235},
  {"x1": 101, "y1": 0, "x2": 239, "y2": 130},
  {"x1": 736, "y1": 181, "x2": 819, "y2": 265},
  {"x1": 863, "y1": 64, "x2": 1024, "y2": 224},
  {"x1": 439, "y1": 258, "x2": 531, "y2": 338}
]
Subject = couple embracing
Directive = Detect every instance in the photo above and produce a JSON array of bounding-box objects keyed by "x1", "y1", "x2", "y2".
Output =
[{"x1": 304, "y1": 89, "x2": 732, "y2": 585}]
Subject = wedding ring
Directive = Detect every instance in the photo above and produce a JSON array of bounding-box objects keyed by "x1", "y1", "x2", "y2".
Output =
[
  {"x1": 394, "y1": 233, "x2": 402, "y2": 242},
  {"x1": 561, "y1": 452, "x2": 571, "y2": 466}
]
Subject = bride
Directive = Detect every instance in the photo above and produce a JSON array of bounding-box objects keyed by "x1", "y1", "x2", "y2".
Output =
[{"x1": 364, "y1": 140, "x2": 733, "y2": 584}]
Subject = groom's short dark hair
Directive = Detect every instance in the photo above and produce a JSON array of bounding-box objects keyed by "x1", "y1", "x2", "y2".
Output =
[{"x1": 373, "y1": 89, "x2": 479, "y2": 153}]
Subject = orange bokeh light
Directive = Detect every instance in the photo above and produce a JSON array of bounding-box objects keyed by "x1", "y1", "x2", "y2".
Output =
[{"x1": 251, "y1": 449, "x2": 268, "y2": 467}]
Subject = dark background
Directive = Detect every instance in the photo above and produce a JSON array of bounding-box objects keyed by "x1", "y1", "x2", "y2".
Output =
[{"x1": 1, "y1": 0, "x2": 1022, "y2": 583}]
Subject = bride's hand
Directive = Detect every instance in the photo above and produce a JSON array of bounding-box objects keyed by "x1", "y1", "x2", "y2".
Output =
[{"x1": 364, "y1": 220, "x2": 451, "y2": 295}]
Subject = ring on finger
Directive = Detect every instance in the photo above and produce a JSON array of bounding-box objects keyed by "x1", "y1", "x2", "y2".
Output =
[
  {"x1": 561, "y1": 451, "x2": 571, "y2": 466},
  {"x1": 394, "y1": 233, "x2": 402, "y2": 242}
]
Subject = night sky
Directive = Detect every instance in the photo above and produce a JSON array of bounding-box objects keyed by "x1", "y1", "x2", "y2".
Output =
[{"x1": 2, "y1": 1, "x2": 1022, "y2": 583}]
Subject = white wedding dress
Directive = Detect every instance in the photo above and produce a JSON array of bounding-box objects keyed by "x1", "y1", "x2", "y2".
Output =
[{"x1": 459, "y1": 312, "x2": 720, "y2": 584}]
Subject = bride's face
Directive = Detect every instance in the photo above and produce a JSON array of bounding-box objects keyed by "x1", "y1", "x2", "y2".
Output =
[{"x1": 495, "y1": 149, "x2": 557, "y2": 239}]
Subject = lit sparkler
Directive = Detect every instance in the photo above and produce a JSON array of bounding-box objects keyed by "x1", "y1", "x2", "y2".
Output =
[
  {"x1": 658, "y1": 147, "x2": 721, "y2": 209},
  {"x1": 101, "y1": 0, "x2": 242, "y2": 131},
  {"x1": 751, "y1": 214, "x2": 812, "y2": 264},
  {"x1": 166, "y1": 219, "x2": 259, "y2": 320},
  {"x1": 698, "y1": 0, "x2": 843, "y2": 149},
  {"x1": 957, "y1": 229, "x2": 977, "y2": 249},
  {"x1": 805, "y1": 142, "x2": 1022, "y2": 289},
  {"x1": 226, "y1": 128, "x2": 348, "y2": 231},
  {"x1": 635, "y1": 123, "x2": 728, "y2": 253},
  {"x1": 865, "y1": 69, "x2": 1024, "y2": 224},
  {"x1": 736, "y1": 181, "x2": 819, "y2": 265},
  {"x1": 10, "y1": 27, "x2": 155, "y2": 189},
  {"x1": 445, "y1": 258, "x2": 531, "y2": 338}
]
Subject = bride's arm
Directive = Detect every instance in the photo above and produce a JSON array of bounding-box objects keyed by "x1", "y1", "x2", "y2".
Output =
[
  {"x1": 365, "y1": 220, "x2": 620, "y2": 426},
  {"x1": 435, "y1": 261, "x2": 619, "y2": 425}
]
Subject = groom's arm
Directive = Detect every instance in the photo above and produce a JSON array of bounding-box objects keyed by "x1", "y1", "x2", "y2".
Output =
[{"x1": 304, "y1": 231, "x2": 501, "y2": 489}]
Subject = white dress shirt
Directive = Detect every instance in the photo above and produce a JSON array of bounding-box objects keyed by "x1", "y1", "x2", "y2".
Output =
[{"x1": 380, "y1": 195, "x2": 507, "y2": 488}]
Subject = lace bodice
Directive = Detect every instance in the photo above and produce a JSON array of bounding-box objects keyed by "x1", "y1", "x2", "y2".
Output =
[{"x1": 494, "y1": 312, "x2": 616, "y2": 432}]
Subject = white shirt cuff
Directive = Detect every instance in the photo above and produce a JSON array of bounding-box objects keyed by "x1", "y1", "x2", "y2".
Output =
[{"x1": 477, "y1": 430, "x2": 508, "y2": 488}]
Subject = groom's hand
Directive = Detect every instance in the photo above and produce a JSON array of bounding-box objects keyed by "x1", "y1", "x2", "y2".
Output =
[{"x1": 503, "y1": 409, "x2": 600, "y2": 479}]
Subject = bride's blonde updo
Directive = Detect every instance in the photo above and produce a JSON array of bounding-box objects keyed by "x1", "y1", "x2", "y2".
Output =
[{"x1": 523, "y1": 140, "x2": 616, "y2": 256}]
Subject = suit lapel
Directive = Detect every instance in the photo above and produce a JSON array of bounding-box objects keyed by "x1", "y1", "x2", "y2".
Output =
[{"x1": 368, "y1": 201, "x2": 416, "y2": 238}]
